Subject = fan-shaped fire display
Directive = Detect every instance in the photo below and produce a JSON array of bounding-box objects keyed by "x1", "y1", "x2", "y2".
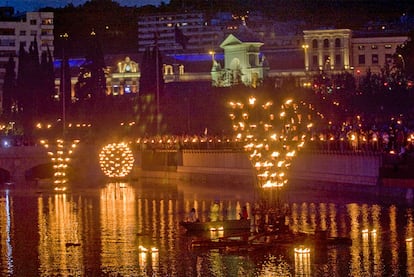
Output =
[{"x1": 229, "y1": 96, "x2": 315, "y2": 201}]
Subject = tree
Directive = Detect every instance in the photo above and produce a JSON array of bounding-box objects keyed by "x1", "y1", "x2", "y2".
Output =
[
  {"x1": 13, "y1": 37, "x2": 57, "y2": 137},
  {"x1": 16, "y1": 40, "x2": 38, "y2": 137},
  {"x1": 134, "y1": 45, "x2": 165, "y2": 135},
  {"x1": 38, "y1": 47, "x2": 56, "y2": 118},
  {"x1": 396, "y1": 30, "x2": 414, "y2": 80},
  {"x1": 74, "y1": 32, "x2": 107, "y2": 101},
  {"x1": 2, "y1": 55, "x2": 16, "y2": 117},
  {"x1": 139, "y1": 45, "x2": 164, "y2": 95}
]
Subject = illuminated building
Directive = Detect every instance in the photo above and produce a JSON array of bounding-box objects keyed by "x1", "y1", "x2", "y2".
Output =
[
  {"x1": 106, "y1": 56, "x2": 139, "y2": 95},
  {"x1": 303, "y1": 29, "x2": 352, "y2": 72},
  {"x1": 212, "y1": 30, "x2": 269, "y2": 87},
  {"x1": 302, "y1": 28, "x2": 408, "y2": 77},
  {"x1": 51, "y1": 14, "x2": 410, "y2": 95},
  {"x1": 351, "y1": 34, "x2": 407, "y2": 76}
]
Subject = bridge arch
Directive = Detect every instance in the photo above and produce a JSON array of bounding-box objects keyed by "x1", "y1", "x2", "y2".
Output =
[
  {"x1": 25, "y1": 163, "x2": 54, "y2": 181},
  {"x1": 0, "y1": 168, "x2": 11, "y2": 183}
]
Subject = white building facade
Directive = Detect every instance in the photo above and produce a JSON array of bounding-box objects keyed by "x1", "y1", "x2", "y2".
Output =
[
  {"x1": 351, "y1": 35, "x2": 408, "y2": 75},
  {"x1": 303, "y1": 29, "x2": 352, "y2": 72},
  {"x1": 302, "y1": 28, "x2": 408, "y2": 77}
]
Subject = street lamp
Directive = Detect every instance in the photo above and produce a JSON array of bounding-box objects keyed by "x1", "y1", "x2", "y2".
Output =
[
  {"x1": 209, "y1": 50, "x2": 215, "y2": 62},
  {"x1": 302, "y1": 44, "x2": 309, "y2": 71},
  {"x1": 59, "y1": 32, "x2": 69, "y2": 138},
  {"x1": 397, "y1": 54, "x2": 405, "y2": 70}
]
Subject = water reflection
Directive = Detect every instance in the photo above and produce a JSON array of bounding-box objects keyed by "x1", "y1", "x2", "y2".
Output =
[
  {"x1": 294, "y1": 249, "x2": 311, "y2": 276},
  {"x1": 0, "y1": 190, "x2": 13, "y2": 275},
  {"x1": 38, "y1": 193, "x2": 83, "y2": 276},
  {"x1": 100, "y1": 182, "x2": 139, "y2": 275},
  {"x1": 1, "y1": 181, "x2": 414, "y2": 275}
]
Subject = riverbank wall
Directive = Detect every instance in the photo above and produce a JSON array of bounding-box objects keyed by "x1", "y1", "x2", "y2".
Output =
[{"x1": 74, "y1": 147, "x2": 414, "y2": 200}]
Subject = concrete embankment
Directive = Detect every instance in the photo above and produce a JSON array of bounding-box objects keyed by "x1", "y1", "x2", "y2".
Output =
[{"x1": 75, "y1": 147, "x2": 414, "y2": 200}]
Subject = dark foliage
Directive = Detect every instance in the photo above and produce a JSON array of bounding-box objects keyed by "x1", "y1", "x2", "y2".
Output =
[
  {"x1": 74, "y1": 33, "x2": 106, "y2": 101},
  {"x1": 2, "y1": 55, "x2": 16, "y2": 117}
]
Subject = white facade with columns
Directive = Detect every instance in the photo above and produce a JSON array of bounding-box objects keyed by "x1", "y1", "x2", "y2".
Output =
[
  {"x1": 303, "y1": 29, "x2": 352, "y2": 72},
  {"x1": 212, "y1": 33, "x2": 268, "y2": 87}
]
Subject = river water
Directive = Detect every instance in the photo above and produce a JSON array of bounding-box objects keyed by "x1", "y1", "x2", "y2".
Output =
[{"x1": 1, "y1": 179, "x2": 414, "y2": 276}]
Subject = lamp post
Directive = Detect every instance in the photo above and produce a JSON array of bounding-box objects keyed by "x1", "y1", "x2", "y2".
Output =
[
  {"x1": 59, "y1": 32, "x2": 69, "y2": 138},
  {"x1": 209, "y1": 50, "x2": 215, "y2": 62},
  {"x1": 156, "y1": 44, "x2": 160, "y2": 135},
  {"x1": 397, "y1": 54, "x2": 405, "y2": 70}
]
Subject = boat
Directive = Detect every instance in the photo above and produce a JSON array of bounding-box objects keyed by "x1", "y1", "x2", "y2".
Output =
[{"x1": 179, "y1": 219, "x2": 251, "y2": 232}]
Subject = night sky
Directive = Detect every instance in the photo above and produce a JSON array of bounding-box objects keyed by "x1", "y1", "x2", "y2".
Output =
[{"x1": 0, "y1": 0, "x2": 166, "y2": 12}]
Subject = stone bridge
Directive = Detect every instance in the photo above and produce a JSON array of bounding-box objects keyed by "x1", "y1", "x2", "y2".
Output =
[
  {"x1": 0, "y1": 146, "x2": 50, "y2": 184},
  {"x1": 0, "y1": 144, "x2": 109, "y2": 185}
]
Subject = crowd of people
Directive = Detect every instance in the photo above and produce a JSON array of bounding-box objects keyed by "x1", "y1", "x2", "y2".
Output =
[{"x1": 133, "y1": 124, "x2": 414, "y2": 156}]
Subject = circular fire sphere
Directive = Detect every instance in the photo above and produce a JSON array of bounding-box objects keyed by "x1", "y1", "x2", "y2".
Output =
[{"x1": 99, "y1": 142, "x2": 135, "y2": 178}]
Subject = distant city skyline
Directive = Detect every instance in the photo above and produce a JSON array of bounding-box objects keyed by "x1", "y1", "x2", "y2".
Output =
[{"x1": 0, "y1": 0, "x2": 167, "y2": 12}]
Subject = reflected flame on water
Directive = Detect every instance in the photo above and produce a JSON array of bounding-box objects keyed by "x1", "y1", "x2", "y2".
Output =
[
  {"x1": 0, "y1": 191, "x2": 13, "y2": 274},
  {"x1": 1, "y1": 185, "x2": 414, "y2": 275},
  {"x1": 38, "y1": 193, "x2": 83, "y2": 275}
]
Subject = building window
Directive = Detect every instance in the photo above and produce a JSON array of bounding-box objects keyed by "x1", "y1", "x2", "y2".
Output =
[
  {"x1": 41, "y1": 29, "x2": 53, "y2": 36},
  {"x1": 0, "y1": 50, "x2": 15, "y2": 57},
  {"x1": 335, "y1": 54, "x2": 341, "y2": 66},
  {"x1": 358, "y1": 45, "x2": 365, "y2": 50},
  {"x1": 0, "y1": 28, "x2": 14, "y2": 35},
  {"x1": 312, "y1": 55, "x2": 318, "y2": 66},
  {"x1": 371, "y1": 45, "x2": 378, "y2": 49},
  {"x1": 358, "y1": 54, "x2": 365, "y2": 65},
  {"x1": 41, "y1": 40, "x2": 53, "y2": 47},
  {"x1": 384, "y1": 44, "x2": 392, "y2": 49},
  {"x1": 385, "y1": 54, "x2": 393, "y2": 64},
  {"x1": 19, "y1": 30, "x2": 26, "y2": 36},
  {"x1": 41, "y1": 19, "x2": 53, "y2": 25},
  {"x1": 335, "y1": 38, "x2": 341, "y2": 48},
  {"x1": 372, "y1": 54, "x2": 379, "y2": 64},
  {"x1": 323, "y1": 39, "x2": 329, "y2": 48},
  {"x1": 30, "y1": 19, "x2": 37, "y2": 25},
  {"x1": 113, "y1": 85, "x2": 119, "y2": 95},
  {"x1": 324, "y1": 55, "x2": 330, "y2": 68},
  {"x1": 312, "y1": 39, "x2": 318, "y2": 49},
  {"x1": 30, "y1": 30, "x2": 37, "y2": 36},
  {"x1": 124, "y1": 85, "x2": 131, "y2": 94}
]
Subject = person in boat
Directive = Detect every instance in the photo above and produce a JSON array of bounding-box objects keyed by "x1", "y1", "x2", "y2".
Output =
[
  {"x1": 188, "y1": 208, "x2": 199, "y2": 222},
  {"x1": 240, "y1": 206, "x2": 248, "y2": 220}
]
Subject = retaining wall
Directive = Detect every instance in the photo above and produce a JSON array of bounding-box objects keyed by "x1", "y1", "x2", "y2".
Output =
[
  {"x1": 143, "y1": 150, "x2": 383, "y2": 187},
  {"x1": 289, "y1": 151, "x2": 382, "y2": 186}
]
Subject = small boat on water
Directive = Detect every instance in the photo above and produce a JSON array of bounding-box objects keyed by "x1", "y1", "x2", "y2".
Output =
[{"x1": 180, "y1": 219, "x2": 251, "y2": 232}]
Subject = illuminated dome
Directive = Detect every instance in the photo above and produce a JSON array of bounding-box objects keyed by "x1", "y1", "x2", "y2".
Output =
[{"x1": 99, "y1": 142, "x2": 135, "y2": 178}]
